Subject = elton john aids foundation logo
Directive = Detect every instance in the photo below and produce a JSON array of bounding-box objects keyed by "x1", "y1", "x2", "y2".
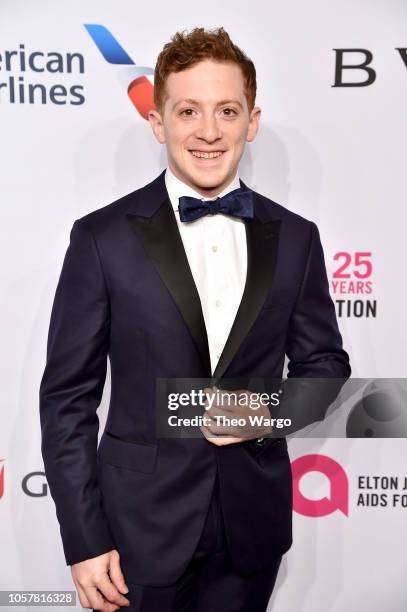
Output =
[
  {"x1": 85, "y1": 24, "x2": 155, "y2": 120},
  {"x1": 331, "y1": 251, "x2": 376, "y2": 319},
  {"x1": 292, "y1": 454, "x2": 348, "y2": 517}
]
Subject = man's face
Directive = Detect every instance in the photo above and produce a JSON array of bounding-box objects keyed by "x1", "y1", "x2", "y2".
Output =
[{"x1": 148, "y1": 59, "x2": 261, "y2": 197}]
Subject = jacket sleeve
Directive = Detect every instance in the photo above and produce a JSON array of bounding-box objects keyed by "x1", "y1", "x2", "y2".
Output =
[
  {"x1": 286, "y1": 221, "x2": 351, "y2": 379},
  {"x1": 39, "y1": 219, "x2": 115, "y2": 566},
  {"x1": 270, "y1": 221, "x2": 352, "y2": 435}
]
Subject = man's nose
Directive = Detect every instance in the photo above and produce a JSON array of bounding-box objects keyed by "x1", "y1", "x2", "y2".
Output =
[{"x1": 195, "y1": 114, "x2": 222, "y2": 142}]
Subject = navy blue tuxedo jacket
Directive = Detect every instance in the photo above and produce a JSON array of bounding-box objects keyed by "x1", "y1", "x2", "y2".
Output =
[{"x1": 39, "y1": 170, "x2": 350, "y2": 585}]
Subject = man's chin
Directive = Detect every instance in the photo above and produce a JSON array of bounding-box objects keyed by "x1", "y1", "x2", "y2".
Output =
[{"x1": 184, "y1": 167, "x2": 232, "y2": 192}]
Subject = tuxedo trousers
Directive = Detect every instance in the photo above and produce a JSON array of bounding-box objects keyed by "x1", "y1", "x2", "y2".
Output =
[{"x1": 98, "y1": 470, "x2": 282, "y2": 612}]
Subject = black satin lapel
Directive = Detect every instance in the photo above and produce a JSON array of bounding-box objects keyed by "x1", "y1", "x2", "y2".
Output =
[
  {"x1": 126, "y1": 200, "x2": 211, "y2": 374},
  {"x1": 213, "y1": 217, "x2": 281, "y2": 380}
]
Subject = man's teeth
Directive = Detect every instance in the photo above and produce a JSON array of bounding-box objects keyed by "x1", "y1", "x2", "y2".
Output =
[{"x1": 190, "y1": 151, "x2": 223, "y2": 159}]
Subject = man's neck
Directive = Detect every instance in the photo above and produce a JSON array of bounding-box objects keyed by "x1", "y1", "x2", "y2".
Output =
[{"x1": 167, "y1": 164, "x2": 239, "y2": 199}]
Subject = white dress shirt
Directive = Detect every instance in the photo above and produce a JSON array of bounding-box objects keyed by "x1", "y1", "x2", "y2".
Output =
[{"x1": 165, "y1": 166, "x2": 248, "y2": 374}]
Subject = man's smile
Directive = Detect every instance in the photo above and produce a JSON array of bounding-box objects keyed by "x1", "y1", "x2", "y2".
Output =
[{"x1": 188, "y1": 149, "x2": 226, "y2": 163}]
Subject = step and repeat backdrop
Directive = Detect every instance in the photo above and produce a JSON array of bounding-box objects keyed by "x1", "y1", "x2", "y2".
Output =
[{"x1": 1, "y1": 1, "x2": 406, "y2": 610}]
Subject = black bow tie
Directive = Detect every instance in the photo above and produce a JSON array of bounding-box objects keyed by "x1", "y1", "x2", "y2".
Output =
[{"x1": 178, "y1": 187, "x2": 254, "y2": 223}]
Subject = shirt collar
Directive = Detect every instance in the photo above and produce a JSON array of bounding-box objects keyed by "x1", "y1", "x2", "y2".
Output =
[{"x1": 165, "y1": 166, "x2": 241, "y2": 213}]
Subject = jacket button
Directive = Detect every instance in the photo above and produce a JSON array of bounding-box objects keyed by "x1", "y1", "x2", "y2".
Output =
[{"x1": 255, "y1": 437, "x2": 266, "y2": 446}]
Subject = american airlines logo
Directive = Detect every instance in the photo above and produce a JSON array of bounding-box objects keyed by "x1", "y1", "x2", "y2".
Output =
[{"x1": 85, "y1": 24, "x2": 155, "y2": 120}]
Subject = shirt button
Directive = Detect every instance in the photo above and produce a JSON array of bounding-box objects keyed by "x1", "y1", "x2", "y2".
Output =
[
  {"x1": 215, "y1": 299, "x2": 221, "y2": 307},
  {"x1": 211, "y1": 245, "x2": 218, "y2": 252}
]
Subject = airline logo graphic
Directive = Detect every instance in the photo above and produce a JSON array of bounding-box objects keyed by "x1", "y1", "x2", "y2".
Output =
[
  {"x1": 292, "y1": 454, "x2": 348, "y2": 517},
  {"x1": 85, "y1": 24, "x2": 155, "y2": 120},
  {"x1": 0, "y1": 459, "x2": 4, "y2": 499}
]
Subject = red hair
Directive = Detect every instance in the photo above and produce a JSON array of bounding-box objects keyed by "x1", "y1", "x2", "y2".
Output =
[{"x1": 154, "y1": 27, "x2": 257, "y2": 113}]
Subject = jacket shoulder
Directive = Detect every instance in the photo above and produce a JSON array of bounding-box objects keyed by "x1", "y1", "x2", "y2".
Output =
[
  {"x1": 72, "y1": 173, "x2": 160, "y2": 233},
  {"x1": 254, "y1": 190, "x2": 315, "y2": 229},
  {"x1": 73, "y1": 190, "x2": 139, "y2": 233}
]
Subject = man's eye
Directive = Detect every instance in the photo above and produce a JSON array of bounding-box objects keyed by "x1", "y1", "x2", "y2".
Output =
[{"x1": 179, "y1": 108, "x2": 237, "y2": 117}]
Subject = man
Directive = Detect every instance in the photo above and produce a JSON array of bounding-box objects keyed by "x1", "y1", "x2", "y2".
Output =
[{"x1": 40, "y1": 27, "x2": 351, "y2": 612}]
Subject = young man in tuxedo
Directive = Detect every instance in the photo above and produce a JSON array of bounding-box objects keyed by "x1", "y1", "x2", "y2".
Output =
[{"x1": 40, "y1": 27, "x2": 351, "y2": 612}]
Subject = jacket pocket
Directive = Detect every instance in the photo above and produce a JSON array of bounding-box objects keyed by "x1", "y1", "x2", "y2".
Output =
[{"x1": 98, "y1": 431, "x2": 158, "y2": 474}]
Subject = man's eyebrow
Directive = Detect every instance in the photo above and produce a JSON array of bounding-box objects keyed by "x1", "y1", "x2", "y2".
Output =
[
  {"x1": 173, "y1": 98, "x2": 244, "y2": 110},
  {"x1": 217, "y1": 99, "x2": 244, "y2": 109}
]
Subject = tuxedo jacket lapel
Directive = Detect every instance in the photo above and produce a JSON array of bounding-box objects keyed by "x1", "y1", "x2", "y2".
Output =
[
  {"x1": 126, "y1": 195, "x2": 212, "y2": 374},
  {"x1": 213, "y1": 191, "x2": 281, "y2": 379},
  {"x1": 125, "y1": 171, "x2": 281, "y2": 380}
]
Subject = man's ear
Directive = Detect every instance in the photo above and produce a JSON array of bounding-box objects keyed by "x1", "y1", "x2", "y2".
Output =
[
  {"x1": 246, "y1": 106, "x2": 261, "y2": 143},
  {"x1": 148, "y1": 109, "x2": 166, "y2": 144}
]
